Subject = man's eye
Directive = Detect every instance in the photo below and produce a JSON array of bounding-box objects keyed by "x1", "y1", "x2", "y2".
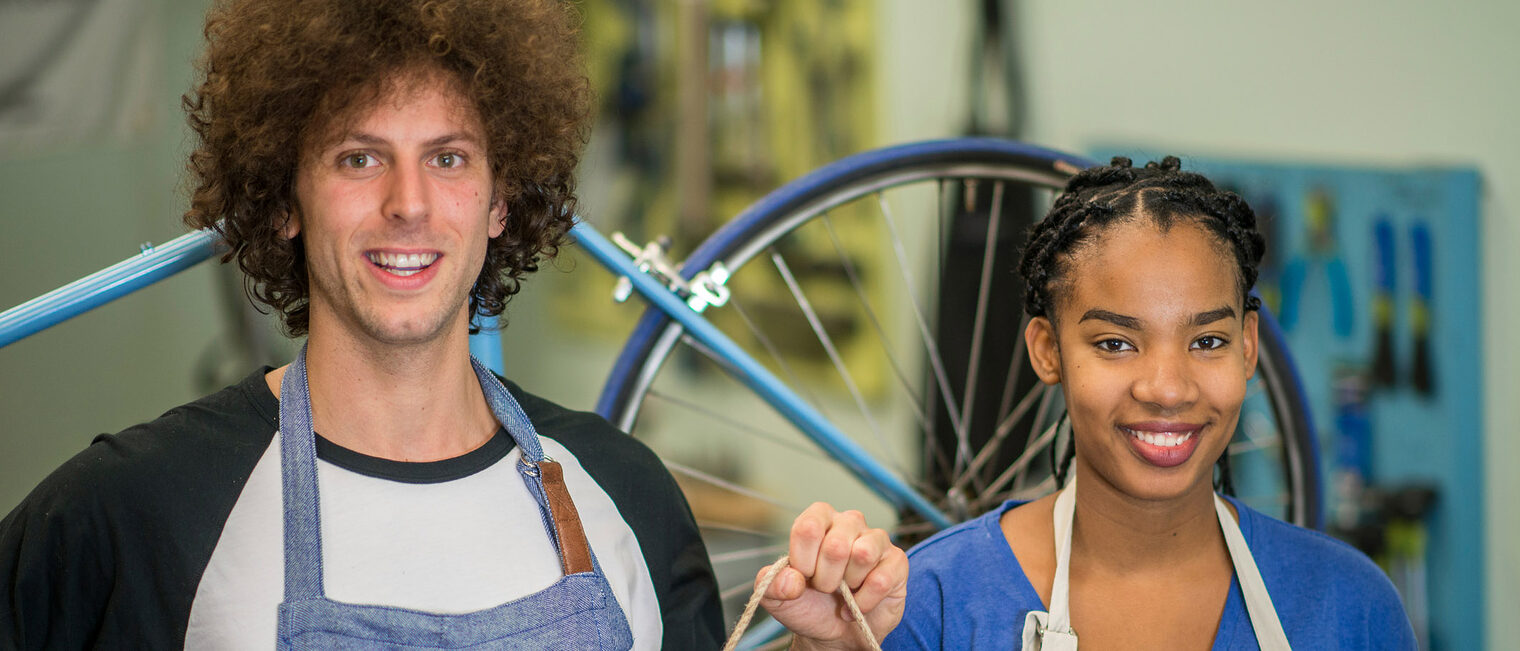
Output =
[
  {"x1": 342, "y1": 154, "x2": 371, "y2": 168},
  {"x1": 435, "y1": 153, "x2": 459, "y2": 168},
  {"x1": 1193, "y1": 336, "x2": 1227, "y2": 350},
  {"x1": 1098, "y1": 339, "x2": 1133, "y2": 353}
]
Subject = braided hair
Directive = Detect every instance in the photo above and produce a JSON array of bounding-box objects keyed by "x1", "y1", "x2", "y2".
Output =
[
  {"x1": 1020, "y1": 156, "x2": 1266, "y2": 493},
  {"x1": 1018, "y1": 156, "x2": 1265, "y2": 321}
]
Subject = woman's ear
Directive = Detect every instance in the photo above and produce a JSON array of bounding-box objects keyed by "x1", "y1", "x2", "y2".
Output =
[
  {"x1": 1025, "y1": 316, "x2": 1062, "y2": 385},
  {"x1": 1242, "y1": 309, "x2": 1260, "y2": 380}
]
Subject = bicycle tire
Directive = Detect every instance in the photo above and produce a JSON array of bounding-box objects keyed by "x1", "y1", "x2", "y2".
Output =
[{"x1": 594, "y1": 138, "x2": 1319, "y2": 626}]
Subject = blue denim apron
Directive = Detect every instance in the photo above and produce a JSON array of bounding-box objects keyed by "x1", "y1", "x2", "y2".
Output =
[{"x1": 275, "y1": 347, "x2": 634, "y2": 649}]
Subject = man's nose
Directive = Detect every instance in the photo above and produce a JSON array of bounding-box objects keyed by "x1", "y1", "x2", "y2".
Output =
[
  {"x1": 1131, "y1": 349, "x2": 1199, "y2": 411},
  {"x1": 381, "y1": 163, "x2": 429, "y2": 222}
]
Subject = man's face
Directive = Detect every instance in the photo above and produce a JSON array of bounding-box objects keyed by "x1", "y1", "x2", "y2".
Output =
[{"x1": 288, "y1": 71, "x2": 504, "y2": 349}]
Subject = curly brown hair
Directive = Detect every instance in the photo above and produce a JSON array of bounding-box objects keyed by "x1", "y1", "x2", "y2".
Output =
[{"x1": 182, "y1": 0, "x2": 591, "y2": 335}]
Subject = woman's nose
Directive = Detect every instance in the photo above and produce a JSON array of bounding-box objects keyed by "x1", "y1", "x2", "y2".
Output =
[{"x1": 1131, "y1": 350, "x2": 1199, "y2": 410}]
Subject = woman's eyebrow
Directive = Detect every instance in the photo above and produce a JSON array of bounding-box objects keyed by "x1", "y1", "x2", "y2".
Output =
[
  {"x1": 1077, "y1": 306, "x2": 1237, "y2": 329},
  {"x1": 1189, "y1": 306, "x2": 1237, "y2": 326},
  {"x1": 1078, "y1": 309, "x2": 1140, "y2": 329}
]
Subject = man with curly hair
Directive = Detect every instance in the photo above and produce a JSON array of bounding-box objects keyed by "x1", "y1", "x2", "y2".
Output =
[{"x1": 0, "y1": 0, "x2": 907, "y2": 648}]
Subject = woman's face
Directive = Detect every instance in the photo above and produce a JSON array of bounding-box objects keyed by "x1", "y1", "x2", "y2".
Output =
[{"x1": 1025, "y1": 219, "x2": 1259, "y2": 502}]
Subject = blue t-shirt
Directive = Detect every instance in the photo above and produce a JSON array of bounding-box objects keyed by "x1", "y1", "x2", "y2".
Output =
[{"x1": 884, "y1": 496, "x2": 1415, "y2": 650}]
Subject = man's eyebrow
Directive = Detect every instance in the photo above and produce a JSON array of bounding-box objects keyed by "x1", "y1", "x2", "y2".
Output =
[
  {"x1": 1078, "y1": 309, "x2": 1141, "y2": 329},
  {"x1": 343, "y1": 132, "x2": 483, "y2": 148},
  {"x1": 1190, "y1": 306, "x2": 1237, "y2": 326}
]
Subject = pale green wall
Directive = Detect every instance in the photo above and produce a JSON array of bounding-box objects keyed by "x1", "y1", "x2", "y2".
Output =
[{"x1": 0, "y1": 0, "x2": 227, "y2": 510}]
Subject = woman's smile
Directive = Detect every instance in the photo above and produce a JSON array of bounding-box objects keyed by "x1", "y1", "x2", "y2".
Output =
[{"x1": 1119, "y1": 421, "x2": 1206, "y2": 468}]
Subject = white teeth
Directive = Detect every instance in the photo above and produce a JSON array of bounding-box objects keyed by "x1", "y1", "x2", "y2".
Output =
[
  {"x1": 366, "y1": 252, "x2": 438, "y2": 273},
  {"x1": 1126, "y1": 428, "x2": 1194, "y2": 448}
]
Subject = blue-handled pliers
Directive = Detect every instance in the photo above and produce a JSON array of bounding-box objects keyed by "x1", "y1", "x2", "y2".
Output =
[{"x1": 1278, "y1": 188, "x2": 1355, "y2": 337}]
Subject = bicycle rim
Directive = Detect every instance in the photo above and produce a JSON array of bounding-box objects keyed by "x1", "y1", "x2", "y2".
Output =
[{"x1": 594, "y1": 138, "x2": 1319, "y2": 626}]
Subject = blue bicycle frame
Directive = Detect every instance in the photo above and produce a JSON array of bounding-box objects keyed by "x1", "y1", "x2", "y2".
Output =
[{"x1": 0, "y1": 220, "x2": 952, "y2": 530}]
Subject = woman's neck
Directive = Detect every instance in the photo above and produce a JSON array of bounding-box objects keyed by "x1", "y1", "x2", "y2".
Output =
[{"x1": 1068, "y1": 460, "x2": 1230, "y2": 577}]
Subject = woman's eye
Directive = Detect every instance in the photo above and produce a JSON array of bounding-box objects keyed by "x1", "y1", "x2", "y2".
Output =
[
  {"x1": 1193, "y1": 335, "x2": 1227, "y2": 350},
  {"x1": 1098, "y1": 339, "x2": 1134, "y2": 353}
]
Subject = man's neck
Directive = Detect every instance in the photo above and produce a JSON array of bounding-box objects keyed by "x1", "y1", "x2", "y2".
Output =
[{"x1": 266, "y1": 322, "x2": 500, "y2": 463}]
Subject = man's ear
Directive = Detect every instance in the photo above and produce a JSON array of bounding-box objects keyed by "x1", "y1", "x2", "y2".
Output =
[
  {"x1": 1024, "y1": 316, "x2": 1062, "y2": 386},
  {"x1": 279, "y1": 208, "x2": 301, "y2": 240},
  {"x1": 488, "y1": 195, "x2": 507, "y2": 239},
  {"x1": 1242, "y1": 309, "x2": 1260, "y2": 380}
]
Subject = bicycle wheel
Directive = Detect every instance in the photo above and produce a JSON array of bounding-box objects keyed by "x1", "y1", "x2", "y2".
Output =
[{"x1": 595, "y1": 138, "x2": 1319, "y2": 627}]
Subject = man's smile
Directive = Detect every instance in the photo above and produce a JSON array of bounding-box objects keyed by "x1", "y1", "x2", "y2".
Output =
[{"x1": 366, "y1": 251, "x2": 441, "y2": 277}]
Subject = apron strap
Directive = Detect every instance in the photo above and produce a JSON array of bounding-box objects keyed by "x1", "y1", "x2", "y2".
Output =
[
  {"x1": 469, "y1": 357, "x2": 545, "y2": 462},
  {"x1": 1215, "y1": 495, "x2": 1292, "y2": 650},
  {"x1": 470, "y1": 356, "x2": 597, "y2": 574},
  {"x1": 278, "y1": 345, "x2": 326, "y2": 601},
  {"x1": 1047, "y1": 476, "x2": 1078, "y2": 635},
  {"x1": 539, "y1": 460, "x2": 595, "y2": 575}
]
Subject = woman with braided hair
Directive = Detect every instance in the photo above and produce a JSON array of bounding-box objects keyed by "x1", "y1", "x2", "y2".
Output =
[{"x1": 883, "y1": 158, "x2": 1415, "y2": 650}]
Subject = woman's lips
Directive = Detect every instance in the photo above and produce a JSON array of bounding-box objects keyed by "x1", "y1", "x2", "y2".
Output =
[{"x1": 1120, "y1": 422, "x2": 1204, "y2": 468}]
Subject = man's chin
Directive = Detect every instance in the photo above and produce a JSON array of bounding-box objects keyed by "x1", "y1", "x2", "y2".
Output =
[{"x1": 355, "y1": 315, "x2": 464, "y2": 349}]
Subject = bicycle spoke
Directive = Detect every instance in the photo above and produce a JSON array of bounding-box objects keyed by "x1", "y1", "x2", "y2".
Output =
[
  {"x1": 643, "y1": 388, "x2": 821, "y2": 458},
  {"x1": 952, "y1": 380, "x2": 1049, "y2": 495},
  {"x1": 1008, "y1": 475, "x2": 1057, "y2": 502},
  {"x1": 980, "y1": 415, "x2": 1066, "y2": 509},
  {"x1": 722, "y1": 294, "x2": 833, "y2": 417},
  {"x1": 668, "y1": 326, "x2": 836, "y2": 437},
  {"x1": 890, "y1": 520, "x2": 943, "y2": 537},
  {"x1": 875, "y1": 192, "x2": 965, "y2": 440},
  {"x1": 663, "y1": 459, "x2": 806, "y2": 514},
  {"x1": 995, "y1": 313, "x2": 1033, "y2": 430},
  {"x1": 769, "y1": 251, "x2": 907, "y2": 475},
  {"x1": 698, "y1": 520, "x2": 779, "y2": 538},
  {"x1": 1012, "y1": 386, "x2": 1061, "y2": 496},
  {"x1": 817, "y1": 214, "x2": 935, "y2": 437},
  {"x1": 721, "y1": 581, "x2": 760, "y2": 602},
  {"x1": 709, "y1": 544, "x2": 790, "y2": 565},
  {"x1": 956, "y1": 180, "x2": 1007, "y2": 474}
]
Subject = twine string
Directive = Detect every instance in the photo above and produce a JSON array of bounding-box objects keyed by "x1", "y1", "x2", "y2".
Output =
[{"x1": 721, "y1": 555, "x2": 882, "y2": 651}]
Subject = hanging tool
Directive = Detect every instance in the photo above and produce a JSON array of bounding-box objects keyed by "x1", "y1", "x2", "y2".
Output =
[
  {"x1": 1370, "y1": 217, "x2": 1397, "y2": 387},
  {"x1": 1252, "y1": 192, "x2": 1286, "y2": 316},
  {"x1": 1384, "y1": 484, "x2": 1438, "y2": 650},
  {"x1": 1278, "y1": 188, "x2": 1355, "y2": 337},
  {"x1": 1330, "y1": 366, "x2": 1373, "y2": 531},
  {"x1": 1410, "y1": 221, "x2": 1435, "y2": 395}
]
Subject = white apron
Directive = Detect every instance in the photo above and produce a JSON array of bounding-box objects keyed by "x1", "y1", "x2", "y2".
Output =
[{"x1": 1020, "y1": 474, "x2": 1292, "y2": 650}]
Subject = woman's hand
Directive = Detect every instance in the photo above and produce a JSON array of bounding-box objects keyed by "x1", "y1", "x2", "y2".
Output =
[{"x1": 758, "y1": 502, "x2": 909, "y2": 650}]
